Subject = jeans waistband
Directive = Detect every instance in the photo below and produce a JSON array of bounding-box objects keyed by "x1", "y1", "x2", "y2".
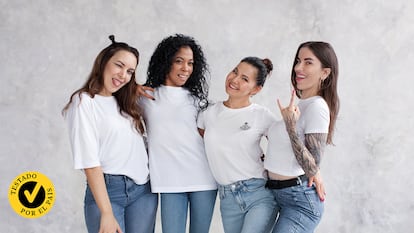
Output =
[
  {"x1": 218, "y1": 178, "x2": 266, "y2": 193},
  {"x1": 103, "y1": 173, "x2": 133, "y2": 183}
]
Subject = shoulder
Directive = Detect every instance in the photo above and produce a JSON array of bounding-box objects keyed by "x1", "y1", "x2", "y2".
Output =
[
  {"x1": 251, "y1": 103, "x2": 274, "y2": 116},
  {"x1": 70, "y1": 92, "x2": 94, "y2": 107},
  {"x1": 308, "y1": 97, "x2": 329, "y2": 114}
]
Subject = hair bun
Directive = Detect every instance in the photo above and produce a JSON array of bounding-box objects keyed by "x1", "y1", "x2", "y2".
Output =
[
  {"x1": 262, "y1": 58, "x2": 273, "y2": 74},
  {"x1": 109, "y1": 35, "x2": 116, "y2": 44}
]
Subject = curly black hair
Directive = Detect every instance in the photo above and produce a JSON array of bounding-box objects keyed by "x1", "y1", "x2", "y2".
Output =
[{"x1": 145, "y1": 34, "x2": 210, "y2": 110}]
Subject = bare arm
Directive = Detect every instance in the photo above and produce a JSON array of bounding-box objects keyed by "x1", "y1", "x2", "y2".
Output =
[{"x1": 84, "y1": 167, "x2": 122, "y2": 233}]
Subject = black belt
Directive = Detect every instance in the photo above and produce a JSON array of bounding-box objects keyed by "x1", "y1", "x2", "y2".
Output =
[{"x1": 266, "y1": 175, "x2": 307, "y2": 190}]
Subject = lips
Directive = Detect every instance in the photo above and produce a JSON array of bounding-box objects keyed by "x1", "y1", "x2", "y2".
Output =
[
  {"x1": 295, "y1": 74, "x2": 305, "y2": 82},
  {"x1": 178, "y1": 74, "x2": 189, "y2": 80},
  {"x1": 229, "y1": 82, "x2": 238, "y2": 90}
]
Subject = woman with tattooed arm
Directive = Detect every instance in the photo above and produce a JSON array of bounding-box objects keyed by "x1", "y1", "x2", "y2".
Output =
[{"x1": 264, "y1": 41, "x2": 339, "y2": 233}]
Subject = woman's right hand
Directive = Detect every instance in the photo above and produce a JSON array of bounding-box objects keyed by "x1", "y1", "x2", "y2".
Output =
[
  {"x1": 136, "y1": 84, "x2": 155, "y2": 100},
  {"x1": 277, "y1": 90, "x2": 300, "y2": 128},
  {"x1": 99, "y1": 212, "x2": 123, "y2": 233}
]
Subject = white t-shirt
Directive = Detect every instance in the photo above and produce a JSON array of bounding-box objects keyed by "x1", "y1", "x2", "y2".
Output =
[
  {"x1": 65, "y1": 93, "x2": 149, "y2": 185},
  {"x1": 197, "y1": 102, "x2": 276, "y2": 185},
  {"x1": 265, "y1": 96, "x2": 329, "y2": 176},
  {"x1": 140, "y1": 85, "x2": 217, "y2": 193}
]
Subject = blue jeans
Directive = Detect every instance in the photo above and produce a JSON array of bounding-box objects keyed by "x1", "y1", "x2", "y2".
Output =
[
  {"x1": 160, "y1": 190, "x2": 217, "y2": 233},
  {"x1": 218, "y1": 178, "x2": 277, "y2": 233},
  {"x1": 84, "y1": 174, "x2": 158, "y2": 233},
  {"x1": 270, "y1": 180, "x2": 324, "y2": 233}
]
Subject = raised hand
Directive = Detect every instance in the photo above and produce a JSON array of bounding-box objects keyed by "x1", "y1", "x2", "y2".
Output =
[{"x1": 277, "y1": 90, "x2": 300, "y2": 124}]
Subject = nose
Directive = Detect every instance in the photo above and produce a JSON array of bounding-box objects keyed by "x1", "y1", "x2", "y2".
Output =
[
  {"x1": 119, "y1": 69, "x2": 128, "y2": 80},
  {"x1": 182, "y1": 63, "x2": 191, "y2": 71},
  {"x1": 230, "y1": 75, "x2": 240, "y2": 84},
  {"x1": 294, "y1": 62, "x2": 303, "y2": 73}
]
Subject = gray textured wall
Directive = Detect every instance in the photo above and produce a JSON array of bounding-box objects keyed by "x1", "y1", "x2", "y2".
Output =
[{"x1": 1, "y1": 0, "x2": 413, "y2": 232}]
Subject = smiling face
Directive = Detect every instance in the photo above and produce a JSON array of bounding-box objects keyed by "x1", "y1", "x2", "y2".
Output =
[
  {"x1": 294, "y1": 47, "x2": 331, "y2": 98},
  {"x1": 225, "y1": 62, "x2": 261, "y2": 99},
  {"x1": 99, "y1": 50, "x2": 137, "y2": 96},
  {"x1": 164, "y1": 46, "x2": 194, "y2": 87}
]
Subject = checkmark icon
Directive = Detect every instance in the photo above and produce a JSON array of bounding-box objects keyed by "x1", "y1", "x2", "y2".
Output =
[{"x1": 24, "y1": 182, "x2": 42, "y2": 203}]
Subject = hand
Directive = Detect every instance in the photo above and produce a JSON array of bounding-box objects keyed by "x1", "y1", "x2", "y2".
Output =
[
  {"x1": 136, "y1": 84, "x2": 155, "y2": 100},
  {"x1": 308, "y1": 171, "x2": 326, "y2": 202},
  {"x1": 277, "y1": 90, "x2": 300, "y2": 123},
  {"x1": 99, "y1": 212, "x2": 123, "y2": 233}
]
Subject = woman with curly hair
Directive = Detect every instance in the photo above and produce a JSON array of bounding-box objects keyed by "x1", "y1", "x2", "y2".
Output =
[{"x1": 139, "y1": 34, "x2": 217, "y2": 233}]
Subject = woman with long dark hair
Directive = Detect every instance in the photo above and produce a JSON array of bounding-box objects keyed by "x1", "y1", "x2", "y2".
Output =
[
  {"x1": 265, "y1": 41, "x2": 339, "y2": 232},
  {"x1": 63, "y1": 35, "x2": 157, "y2": 233}
]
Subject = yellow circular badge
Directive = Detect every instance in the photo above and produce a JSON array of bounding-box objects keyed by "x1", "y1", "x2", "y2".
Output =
[{"x1": 8, "y1": 171, "x2": 55, "y2": 218}]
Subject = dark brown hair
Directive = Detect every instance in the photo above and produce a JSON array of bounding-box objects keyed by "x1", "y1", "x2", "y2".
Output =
[
  {"x1": 62, "y1": 35, "x2": 144, "y2": 133},
  {"x1": 291, "y1": 41, "x2": 339, "y2": 144}
]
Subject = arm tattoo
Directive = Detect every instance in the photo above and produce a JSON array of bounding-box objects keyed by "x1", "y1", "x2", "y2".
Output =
[
  {"x1": 304, "y1": 133, "x2": 327, "y2": 167},
  {"x1": 284, "y1": 116, "x2": 327, "y2": 177}
]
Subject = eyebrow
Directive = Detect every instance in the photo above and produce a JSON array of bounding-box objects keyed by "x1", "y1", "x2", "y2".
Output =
[
  {"x1": 175, "y1": 56, "x2": 193, "y2": 61},
  {"x1": 304, "y1": 58, "x2": 314, "y2": 61}
]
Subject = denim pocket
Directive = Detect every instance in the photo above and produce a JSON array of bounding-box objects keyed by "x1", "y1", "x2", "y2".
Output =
[{"x1": 304, "y1": 188, "x2": 323, "y2": 217}]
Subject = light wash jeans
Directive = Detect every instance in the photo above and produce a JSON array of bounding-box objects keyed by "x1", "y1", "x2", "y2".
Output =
[
  {"x1": 84, "y1": 174, "x2": 158, "y2": 233},
  {"x1": 270, "y1": 180, "x2": 324, "y2": 233},
  {"x1": 160, "y1": 190, "x2": 217, "y2": 233},
  {"x1": 218, "y1": 178, "x2": 277, "y2": 233}
]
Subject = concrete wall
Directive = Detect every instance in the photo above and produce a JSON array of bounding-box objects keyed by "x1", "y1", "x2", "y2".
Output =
[{"x1": 1, "y1": 0, "x2": 413, "y2": 232}]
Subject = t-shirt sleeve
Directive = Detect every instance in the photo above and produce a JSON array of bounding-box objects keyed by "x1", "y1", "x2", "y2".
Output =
[
  {"x1": 66, "y1": 94, "x2": 100, "y2": 169},
  {"x1": 304, "y1": 101, "x2": 329, "y2": 134}
]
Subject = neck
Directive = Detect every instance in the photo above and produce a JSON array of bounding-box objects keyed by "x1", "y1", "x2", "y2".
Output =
[
  {"x1": 300, "y1": 89, "x2": 319, "y2": 99},
  {"x1": 223, "y1": 97, "x2": 251, "y2": 109}
]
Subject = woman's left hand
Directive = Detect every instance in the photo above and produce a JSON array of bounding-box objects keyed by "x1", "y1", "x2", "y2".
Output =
[{"x1": 308, "y1": 171, "x2": 326, "y2": 202}]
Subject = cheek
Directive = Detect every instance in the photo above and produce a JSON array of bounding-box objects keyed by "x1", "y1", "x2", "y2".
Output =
[{"x1": 125, "y1": 75, "x2": 133, "y2": 83}]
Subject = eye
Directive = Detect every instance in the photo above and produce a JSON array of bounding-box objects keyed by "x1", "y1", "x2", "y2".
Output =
[
  {"x1": 188, "y1": 61, "x2": 194, "y2": 66},
  {"x1": 242, "y1": 76, "x2": 249, "y2": 82},
  {"x1": 115, "y1": 63, "x2": 122, "y2": 67},
  {"x1": 127, "y1": 70, "x2": 134, "y2": 75},
  {"x1": 232, "y1": 68, "x2": 238, "y2": 74}
]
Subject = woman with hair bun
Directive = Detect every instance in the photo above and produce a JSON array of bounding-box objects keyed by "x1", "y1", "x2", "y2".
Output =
[
  {"x1": 63, "y1": 35, "x2": 157, "y2": 233},
  {"x1": 197, "y1": 57, "x2": 277, "y2": 233}
]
